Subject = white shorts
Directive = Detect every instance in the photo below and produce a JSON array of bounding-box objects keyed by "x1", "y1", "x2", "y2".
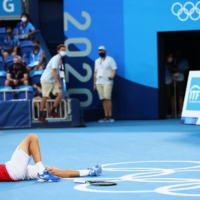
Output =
[{"x1": 5, "y1": 147, "x2": 37, "y2": 180}]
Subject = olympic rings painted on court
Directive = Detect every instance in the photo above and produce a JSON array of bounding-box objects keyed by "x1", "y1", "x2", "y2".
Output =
[
  {"x1": 171, "y1": 2, "x2": 200, "y2": 21},
  {"x1": 74, "y1": 161, "x2": 200, "y2": 197}
]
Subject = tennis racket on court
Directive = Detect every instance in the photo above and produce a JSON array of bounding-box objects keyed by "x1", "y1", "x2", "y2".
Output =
[{"x1": 74, "y1": 179, "x2": 117, "y2": 186}]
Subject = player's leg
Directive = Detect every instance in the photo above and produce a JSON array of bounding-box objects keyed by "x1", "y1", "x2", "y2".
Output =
[
  {"x1": 6, "y1": 134, "x2": 44, "y2": 181},
  {"x1": 18, "y1": 134, "x2": 42, "y2": 164},
  {"x1": 45, "y1": 164, "x2": 102, "y2": 178},
  {"x1": 19, "y1": 134, "x2": 60, "y2": 182}
]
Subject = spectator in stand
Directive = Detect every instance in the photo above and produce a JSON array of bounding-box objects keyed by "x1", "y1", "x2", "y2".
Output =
[
  {"x1": 23, "y1": 39, "x2": 45, "y2": 72},
  {"x1": 1, "y1": 26, "x2": 20, "y2": 60},
  {"x1": 16, "y1": 13, "x2": 36, "y2": 40},
  {"x1": 5, "y1": 56, "x2": 28, "y2": 87}
]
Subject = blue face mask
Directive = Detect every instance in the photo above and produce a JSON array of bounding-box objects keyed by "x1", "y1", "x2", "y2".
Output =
[
  {"x1": 60, "y1": 51, "x2": 67, "y2": 57},
  {"x1": 6, "y1": 31, "x2": 12, "y2": 36}
]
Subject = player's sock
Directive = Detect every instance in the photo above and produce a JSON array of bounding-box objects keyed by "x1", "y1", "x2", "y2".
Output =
[
  {"x1": 78, "y1": 170, "x2": 90, "y2": 176},
  {"x1": 36, "y1": 162, "x2": 45, "y2": 175},
  {"x1": 51, "y1": 107, "x2": 56, "y2": 113}
]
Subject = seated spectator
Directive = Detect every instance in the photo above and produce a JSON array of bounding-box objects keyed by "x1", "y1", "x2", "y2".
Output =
[
  {"x1": 16, "y1": 13, "x2": 36, "y2": 40},
  {"x1": 1, "y1": 26, "x2": 20, "y2": 60},
  {"x1": 5, "y1": 56, "x2": 28, "y2": 86},
  {"x1": 23, "y1": 39, "x2": 45, "y2": 72}
]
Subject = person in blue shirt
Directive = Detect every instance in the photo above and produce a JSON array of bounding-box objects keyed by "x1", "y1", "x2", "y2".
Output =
[
  {"x1": 16, "y1": 13, "x2": 36, "y2": 40},
  {"x1": 23, "y1": 39, "x2": 45, "y2": 72},
  {"x1": 0, "y1": 26, "x2": 20, "y2": 60},
  {"x1": 171, "y1": 50, "x2": 189, "y2": 117}
]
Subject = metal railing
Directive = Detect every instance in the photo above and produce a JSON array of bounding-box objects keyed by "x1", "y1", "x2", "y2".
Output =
[
  {"x1": 32, "y1": 99, "x2": 67, "y2": 121},
  {"x1": 0, "y1": 89, "x2": 29, "y2": 101}
]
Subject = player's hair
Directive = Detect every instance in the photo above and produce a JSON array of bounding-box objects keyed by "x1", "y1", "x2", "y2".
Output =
[{"x1": 57, "y1": 44, "x2": 66, "y2": 51}]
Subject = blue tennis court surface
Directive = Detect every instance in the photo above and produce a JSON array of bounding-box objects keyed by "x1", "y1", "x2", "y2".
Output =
[{"x1": 1, "y1": 119, "x2": 200, "y2": 200}]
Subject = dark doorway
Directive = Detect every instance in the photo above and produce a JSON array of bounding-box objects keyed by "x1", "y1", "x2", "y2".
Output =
[{"x1": 158, "y1": 30, "x2": 200, "y2": 119}]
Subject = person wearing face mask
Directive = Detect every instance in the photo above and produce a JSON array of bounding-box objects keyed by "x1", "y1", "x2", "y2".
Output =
[
  {"x1": 16, "y1": 13, "x2": 36, "y2": 40},
  {"x1": 23, "y1": 39, "x2": 45, "y2": 72},
  {"x1": 38, "y1": 44, "x2": 66, "y2": 123},
  {"x1": 5, "y1": 56, "x2": 28, "y2": 87},
  {"x1": 94, "y1": 46, "x2": 117, "y2": 122},
  {"x1": 165, "y1": 53, "x2": 173, "y2": 118},
  {"x1": 1, "y1": 26, "x2": 20, "y2": 61}
]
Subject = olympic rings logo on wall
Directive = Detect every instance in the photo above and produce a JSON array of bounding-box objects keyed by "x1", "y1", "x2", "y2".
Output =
[{"x1": 172, "y1": 2, "x2": 200, "y2": 21}]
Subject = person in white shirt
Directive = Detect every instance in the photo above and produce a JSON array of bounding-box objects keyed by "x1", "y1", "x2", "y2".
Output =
[
  {"x1": 94, "y1": 46, "x2": 117, "y2": 122},
  {"x1": 38, "y1": 44, "x2": 66, "y2": 123}
]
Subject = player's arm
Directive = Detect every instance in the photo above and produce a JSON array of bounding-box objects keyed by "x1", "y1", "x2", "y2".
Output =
[{"x1": 45, "y1": 166, "x2": 79, "y2": 178}]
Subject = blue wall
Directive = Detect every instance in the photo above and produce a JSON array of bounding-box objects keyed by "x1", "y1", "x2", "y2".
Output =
[
  {"x1": 0, "y1": 0, "x2": 21, "y2": 17},
  {"x1": 63, "y1": 0, "x2": 200, "y2": 119}
]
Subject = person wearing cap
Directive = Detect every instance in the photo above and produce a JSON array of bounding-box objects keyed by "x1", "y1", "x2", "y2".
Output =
[
  {"x1": 94, "y1": 46, "x2": 117, "y2": 122},
  {"x1": 5, "y1": 56, "x2": 28, "y2": 87}
]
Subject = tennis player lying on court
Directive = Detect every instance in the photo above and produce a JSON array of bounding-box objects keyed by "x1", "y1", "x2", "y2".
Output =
[{"x1": 0, "y1": 134, "x2": 102, "y2": 182}]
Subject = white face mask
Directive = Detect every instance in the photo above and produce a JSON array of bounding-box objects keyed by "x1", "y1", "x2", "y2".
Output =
[
  {"x1": 168, "y1": 58, "x2": 173, "y2": 63},
  {"x1": 21, "y1": 17, "x2": 27, "y2": 22},
  {"x1": 60, "y1": 51, "x2": 67, "y2": 57}
]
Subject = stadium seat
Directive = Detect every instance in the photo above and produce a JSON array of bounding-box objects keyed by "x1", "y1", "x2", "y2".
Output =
[
  {"x1": 20, "y1": 40, "x2": 33, "y2": 56},
  {"x1": 5, "y1": 55, "x2": 15, "y2": 70},
  {"x1": 16, "y1": 85, "x2": 34, "y2": 100},
  {"x1": 0, "y1": 86, "x2": 14, "y2": 101},
  {"x1": 23, "y1": 53, "x2": 30, "y2": 66},
  {"x1": 0, "y1": 71, "x2": 6, "y2": 86},
  {"x1": 0, "y1": 57, "x2": 4, "y2": 71},
  {"x1": 29, "y1": 70, "x2": 44, "y2": 85}
]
